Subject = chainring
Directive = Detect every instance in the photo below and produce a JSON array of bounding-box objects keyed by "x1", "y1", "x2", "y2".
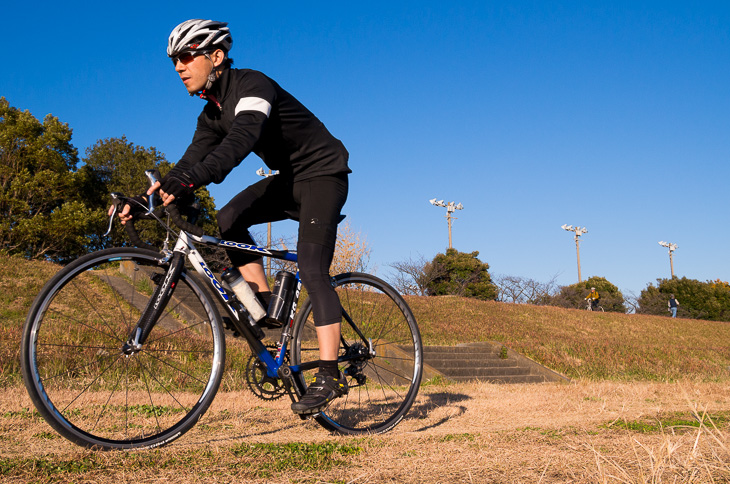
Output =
[{"x1": 245, "y1": 351, "x2": 286, "y2": 401}]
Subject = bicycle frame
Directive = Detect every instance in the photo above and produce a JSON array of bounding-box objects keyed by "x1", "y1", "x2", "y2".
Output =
[
  {"x1": 189, "y1": 234, "x2": 304, "y2": 372},
  {"x1": 126, "y1": 227, "x2": 326, "y2": 402}
]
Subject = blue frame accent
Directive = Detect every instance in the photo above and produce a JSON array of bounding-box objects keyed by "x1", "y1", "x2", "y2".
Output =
[{"x1": 185, "y1": 232, "x2": 307, "y2": 381}]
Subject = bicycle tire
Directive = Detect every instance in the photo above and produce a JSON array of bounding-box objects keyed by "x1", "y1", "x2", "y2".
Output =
[
  {"x1": 20, "y1": 247, "x2": 226, "y2": 450},
  {"x1": 290, "y1": 272, "x2": 423, "y2": 434}
]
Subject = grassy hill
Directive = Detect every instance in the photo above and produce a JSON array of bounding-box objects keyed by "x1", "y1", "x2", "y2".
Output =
[
  {"x1": 2, "y1": 255, "x2": 730, "y2": 385},
  {"x1": 405, "y1": 294, "x2": 730, "y2": 381}
]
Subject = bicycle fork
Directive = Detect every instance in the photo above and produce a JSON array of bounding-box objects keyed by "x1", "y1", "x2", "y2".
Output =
[{"x1": 122, "y1": 252, "x2": 186, "y2": 355}]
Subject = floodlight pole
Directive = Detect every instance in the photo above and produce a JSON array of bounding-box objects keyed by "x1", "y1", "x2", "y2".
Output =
[
  {"x1": 429, "y1": 199, "x2": 464, "y2": 249},
  {"x1": 658, "y1": 241, "x2": 678, "y2": 278},
  {"x1": 446, "y1": 207, "x2": 456, "y2": 249},
  {"x1": 561, "y1": 224, "x2": 588, "y2": 283},
  {"x1": 257, "y1": 168, "x2": 278, "y2": 279}
]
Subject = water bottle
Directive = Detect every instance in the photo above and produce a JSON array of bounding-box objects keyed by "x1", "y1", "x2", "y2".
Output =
[
  {"x1": 267, "y1": 271, "x2": 296, "y2": 326},
  {"x1": 221, "y1": 267, "x2": 267, "y2": 322}
]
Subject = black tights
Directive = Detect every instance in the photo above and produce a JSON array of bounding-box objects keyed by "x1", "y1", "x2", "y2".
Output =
[{"x1": 217, "y1": 174, "x2": 348, "y2": 327}]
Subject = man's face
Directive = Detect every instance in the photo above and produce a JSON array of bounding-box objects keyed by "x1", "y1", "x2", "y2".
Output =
[
  {"x1": 174, "y1": 51, "x2": 212, "y2": 93},
  {"x1": 173, "y1": 50, "x2": 224, "y2": 93}
]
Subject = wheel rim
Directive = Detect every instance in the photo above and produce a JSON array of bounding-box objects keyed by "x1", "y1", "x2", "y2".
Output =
[{"x1": 26, "y1": 251, "x2": 223, "y2": 448}]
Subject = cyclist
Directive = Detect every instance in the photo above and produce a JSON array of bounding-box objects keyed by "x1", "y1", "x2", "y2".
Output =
[
  {"x1": 116, "y1": 19, "x2": 350, "y2": 415},
  {"x1": 585, "y1": 287, "x2": 600, "y2": 311}
]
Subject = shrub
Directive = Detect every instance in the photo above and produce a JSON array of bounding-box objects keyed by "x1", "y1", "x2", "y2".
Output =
[
  {"x1": 425, "y1": 249, "x2": 497, "y2": 300},
  {"x1": 545, "y1": 276, "x2": 626, "y2": 313},
  {"x1": 637, "y1": 277, "x2": 730, "y2": 321}
]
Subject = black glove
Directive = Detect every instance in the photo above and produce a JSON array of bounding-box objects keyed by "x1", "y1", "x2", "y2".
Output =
[
  {"x1": 159, "y1": 171, "x2": 197, "y2": 200},
  {"x1": 125, "y1": 194, "x2": 149, "y2": 216}
]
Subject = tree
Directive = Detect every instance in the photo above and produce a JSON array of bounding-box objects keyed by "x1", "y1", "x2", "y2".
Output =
[
  {"x1": 637, "y1": 277, "x2": 730, "y2": 321},
  {"x1": 0, "y1": 97, "x2": 221, "y2": 263},
  {"x1": 425, "y1": 249, "x2": 498, "y2": 300},
  {"x1": 389, "y1": 254, "x2": 447, "y2": 296},
  {"x1": 0, "y1": 97, "x2": 101, "y2": 262},
  {"x1": 494, "y1": 274, "x2": 559, "y2": 305},
  {"x1": 266, "y1": 221, "x2": 372, "y2": 278},
  {"x1": 544, "y1": 276, "x2": 626, "y2": 313},
  {"x1": 330, "y1": 221, "x2": 371, "y2": 274},
  {"x1": 81, "y1": 136, "x2": 219, "y2": 253}
]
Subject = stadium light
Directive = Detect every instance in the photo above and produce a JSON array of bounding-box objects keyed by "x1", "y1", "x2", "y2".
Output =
[
  {"x1": 658, "y1": 241, "x2": 678, "y2": 278},
  {"x1": 562, "y1": 224, "x2": 588, "y2": 282},
  {"x1": 257, "y1": 167, "x2": 278, "y2": 278},
  {"x1": 429, "y1": 198, "x2": 464, "y2": 249}
]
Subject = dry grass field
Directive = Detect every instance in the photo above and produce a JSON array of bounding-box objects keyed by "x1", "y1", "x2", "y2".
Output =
[
  {"x1": 2, "y1": 255, "x2": 730, "y2": 482},
  {"x1": 2, "y1": 380, "x2": 729, "y2": 483}
]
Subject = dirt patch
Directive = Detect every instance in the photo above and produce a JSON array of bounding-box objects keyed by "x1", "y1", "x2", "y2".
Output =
[{"x1": 2, "y1": 380, "x2": 729, "y2": 483}]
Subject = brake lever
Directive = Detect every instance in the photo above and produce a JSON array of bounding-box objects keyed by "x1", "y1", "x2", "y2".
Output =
[
  {"x1": 104, "y1": 192, "x2": 124, "y2": 236},
  {"x1": 144, "y1": 169, "x2": 161, "y2": 213}
]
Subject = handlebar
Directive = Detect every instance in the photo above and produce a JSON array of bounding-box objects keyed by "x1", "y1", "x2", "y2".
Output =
[
  {"x1": 166, "y1": 204, "x2": 204, "y2": 237},
  {"x1": 107, "y1": 170, "x2": 205, "y2": 250}
]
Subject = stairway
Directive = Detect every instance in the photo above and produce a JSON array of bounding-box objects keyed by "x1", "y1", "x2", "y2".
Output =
[{"x1": 422, "y1": 342, "x2": 569, "y2": 384}]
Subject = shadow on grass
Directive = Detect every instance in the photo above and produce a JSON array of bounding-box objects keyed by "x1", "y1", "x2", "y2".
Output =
[
  {"x1": 195, "y1": 421, "x2": 303, "y2": 446},
  {"x1": 194, "y1": 392, "x2": 472, "y2": 444},
  {"x1": 409, "y1": 391, "x2": 471, "y2": 432}
]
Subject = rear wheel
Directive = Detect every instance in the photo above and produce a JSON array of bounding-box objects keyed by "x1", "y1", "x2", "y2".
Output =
[
  {"x1": 291, "y1": 272, "x2": 422, "y2": 434},
  {"x1": 20, "y1": 247, "x2": 225, "y2": 449}
]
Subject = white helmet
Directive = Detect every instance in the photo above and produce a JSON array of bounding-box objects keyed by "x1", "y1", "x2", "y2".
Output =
[{"x1": 167, "y1": 19, "x2": 232, "y2": 57}]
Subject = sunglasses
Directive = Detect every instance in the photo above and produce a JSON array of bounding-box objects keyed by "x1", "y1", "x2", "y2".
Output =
[{"x1": 171, "y1": 50, "x2": 210, "y2": 66}]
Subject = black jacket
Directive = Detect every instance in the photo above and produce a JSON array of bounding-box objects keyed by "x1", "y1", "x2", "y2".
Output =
[{"x1": 173, "y1": 68, "x2": 350, "y2": 186}]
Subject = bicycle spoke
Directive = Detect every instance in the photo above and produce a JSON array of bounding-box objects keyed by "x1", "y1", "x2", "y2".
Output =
[
  {"x1": 22, "y1": 248, "x2": 224, "y2": 449},
  {"x1": 46, "y1": 307, "x2": 124, "y2": 345},
  {"x1": 37, "y1": 350, "x2": 121, "y2": 384},
  {"x1": 59, "y1": 352, "x2": 125, "y2": 414},
  {"x1": 100, "y1": 270, "x2": 134, "y2": 337},
  {"x1": 69, "y1": 278, "x2": 127, "y2": 344},
  {"x1": 92, "y1": 361, "x2": 127, "y2": 432},
  {"x1": 139, "y1": 346, "x2": 212, "y2": 387},
  {"x1": 144, "y1": 318, "x2": 209, "y2": 346},
  {"x1": 137, "y1": 358, "x2": 163, "y2": 436},
  {"x1": 292, "y1": 273, "x2": 422, "y2": 435}
]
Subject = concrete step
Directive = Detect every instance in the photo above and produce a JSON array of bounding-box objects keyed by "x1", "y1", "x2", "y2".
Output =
[
  {"x1": 449, "y1": 374, "x2": 547, "y2": 384},
  {"x1": 423, "y1": 345, "x2": 501, "y2": 355},
  {"x1": 442, "y1": 366, "x2": 532, "y2": 377},
  {"x1": 422, "y1": 352, "x2": 507, "y2": 362},
  {"x1": 420, "y1": 342, "x2": 570, "y2": 384},
  {"x1": 424, "y1": 358, "x2": 518, "y2": 369}
]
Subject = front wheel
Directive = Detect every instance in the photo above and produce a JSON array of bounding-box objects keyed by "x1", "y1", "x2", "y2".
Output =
[
  {"x1": 291, "y1": 272, "x2": 423, "y2": 434},
  {"x1": 20, "y1": 247, "x2": 226, "y2": 450}
]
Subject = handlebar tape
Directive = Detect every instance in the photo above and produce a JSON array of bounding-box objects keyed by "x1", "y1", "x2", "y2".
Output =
[
  {"x1": 123, "y1": 203, "x2": 203, "y2": 251},
  {"x1": 165, "y1": 204, "x2": 204, "y2": 237}
]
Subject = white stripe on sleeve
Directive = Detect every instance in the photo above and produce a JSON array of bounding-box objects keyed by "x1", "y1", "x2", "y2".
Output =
[{"x1": 235, "y1": 97, "x2": 272, "y2": 117}]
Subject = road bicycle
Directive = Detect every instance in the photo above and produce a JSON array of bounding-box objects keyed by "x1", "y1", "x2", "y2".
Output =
[
  {"x1": 20, "y1": 171, "x2": 423, "y2": 450},
  {"x1": 585, "y1": 298, "x2": 604, "y2": 312}
]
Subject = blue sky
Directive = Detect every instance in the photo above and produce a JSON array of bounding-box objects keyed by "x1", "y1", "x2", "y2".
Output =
[{"x1": 5, "y1": 1, "x2": 730, "y2": 297}]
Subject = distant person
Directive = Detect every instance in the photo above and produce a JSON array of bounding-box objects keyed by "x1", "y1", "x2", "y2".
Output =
[
  {"x1": 668, "y1": 294, "x2": 679, "y2": 318},
  {"x1": 585, "y1": 287, "x2": 600, "y2": 311}
]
